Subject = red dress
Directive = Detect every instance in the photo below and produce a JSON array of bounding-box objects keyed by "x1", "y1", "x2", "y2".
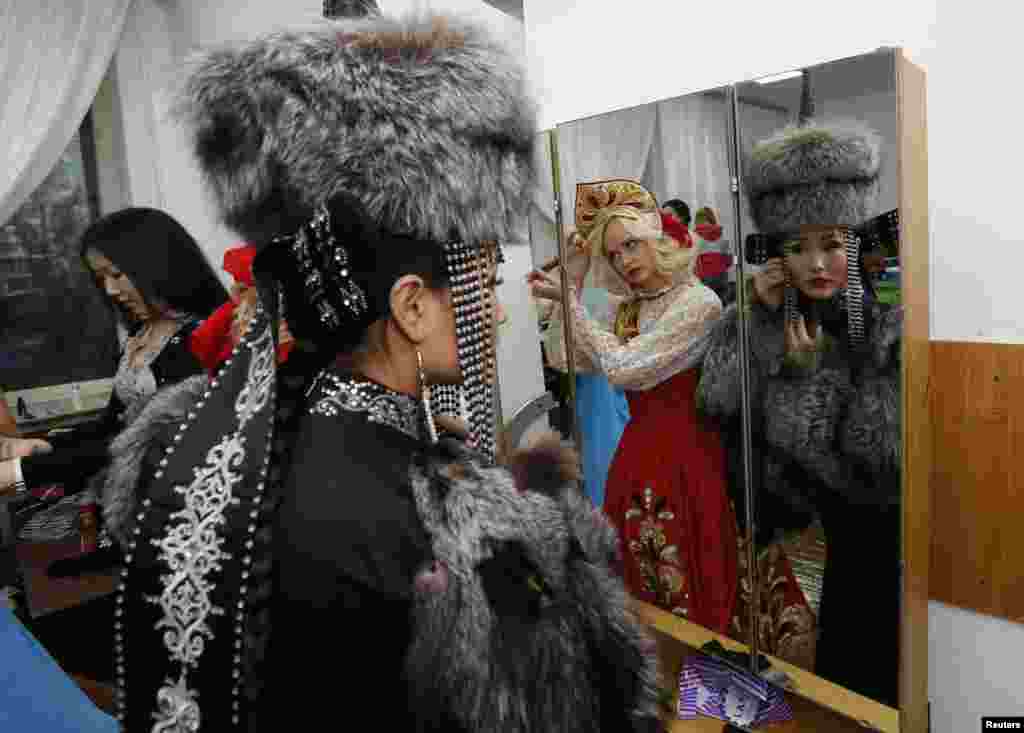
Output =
[
  {"x1": 543, "y1": 278, "x2": 813, "y2": 655},
  {"x1": 602, "y1": 368, "x2": 738, "y2": 634},
  {"x1": 543, "y1": 280, "x2": 740, "y2": 635}
]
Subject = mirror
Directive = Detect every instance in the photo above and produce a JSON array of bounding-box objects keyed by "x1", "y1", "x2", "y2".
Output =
[
  {"x1": 517, "y1": 131, "x2": 575, "y2": 449},
  {"x1": 726, "y1": 49, "x2": 902, "y2": 707},
  {"x1": 540, "y1": 89, "x2": 756, "y2": 650}
]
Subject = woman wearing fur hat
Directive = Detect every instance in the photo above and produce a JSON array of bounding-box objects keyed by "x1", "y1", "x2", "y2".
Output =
[
  {"x1": 697, "y1": 119, "x2": 902, "y2": 705},
  {"x1": 113, "y1": 15, "x2": 664, "y2": 733},
  {"x1": 529, "y1": 178, "x2": 738, "y2": 636}
]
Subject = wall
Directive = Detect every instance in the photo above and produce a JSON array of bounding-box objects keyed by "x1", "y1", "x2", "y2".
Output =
[
  {"x1": 520, "y1": 1, "x2": 1024, "y2": 730},
  {"x1": 104, "y1": 0, "x2": 546, "y2": 429}
]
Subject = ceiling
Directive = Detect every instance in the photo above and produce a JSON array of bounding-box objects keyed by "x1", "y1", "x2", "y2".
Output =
[
  {"x1": 481, "y1": 0, "x2": 524, "y2": 20},
  {"x1": 734, "y1": 49, "x2": 896, "y2": 111}
]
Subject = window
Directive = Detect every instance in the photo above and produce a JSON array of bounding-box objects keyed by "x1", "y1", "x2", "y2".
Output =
[{"x1": 0, "y1": 111, "x2": 118, "y2": 392}]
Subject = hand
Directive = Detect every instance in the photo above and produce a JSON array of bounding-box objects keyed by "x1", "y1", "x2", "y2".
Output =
[
  {"x1": 0, "y1": 459, "x2": 18, "y2": 494},
  {"x1": 562, "y1": 232, "x2": 592, "y2": 285},
  {"x1": 0, "y1": 436, "x2": 52, "y2": 460},
  {"x1": 753, "y1": 258, "x2": 786, "y2": 309},
  {"x1": 526, "y1": 270, "x2": 568, "y2": 302},
  {"x1": 784, "y1": 314, "x2": 821, "y2": 355},
  {"x1": 435, "y1": 414, "x2": 470, "y2": 440}
]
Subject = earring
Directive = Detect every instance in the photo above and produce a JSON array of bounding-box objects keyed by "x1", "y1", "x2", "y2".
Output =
[{"x1": 417, "y1": 349, "x2": 439, "y2": 444}]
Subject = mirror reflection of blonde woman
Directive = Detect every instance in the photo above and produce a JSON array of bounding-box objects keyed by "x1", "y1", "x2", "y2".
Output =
[{"x1": 529, "y1": 179, "x2": 738, "y2": 634}]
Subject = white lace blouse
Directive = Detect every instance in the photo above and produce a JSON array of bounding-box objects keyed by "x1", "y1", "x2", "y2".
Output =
[{"x1": 542, "y1": 281, "x2": 722, "y2": 392}]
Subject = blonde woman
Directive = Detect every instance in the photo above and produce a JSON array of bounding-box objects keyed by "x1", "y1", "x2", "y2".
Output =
[{"x1": 529, "y1": 179, "x2": 737, "y2": 634}]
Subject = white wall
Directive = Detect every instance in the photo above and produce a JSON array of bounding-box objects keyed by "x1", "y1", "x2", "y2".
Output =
[{"x1": 521, "y1": 0, "x2": 1024, "y2": 730}]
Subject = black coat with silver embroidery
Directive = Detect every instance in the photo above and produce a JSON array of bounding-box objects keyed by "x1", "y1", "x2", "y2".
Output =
[{"x1": 117, "y1": 364, "x2": 664, "y2": 732}]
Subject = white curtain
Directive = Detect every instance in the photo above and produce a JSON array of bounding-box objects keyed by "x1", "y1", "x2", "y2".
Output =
[
  {"x1": 0, "y1": 0, "x2": 135, "y2": 226},
  {"x1": 650, "y1": 92, "x2": 735, "y2": 233}
]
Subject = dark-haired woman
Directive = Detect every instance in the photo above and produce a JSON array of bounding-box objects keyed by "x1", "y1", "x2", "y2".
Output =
[{"x1": 0, "y1": 207, "x2": 227, "y2": 575}]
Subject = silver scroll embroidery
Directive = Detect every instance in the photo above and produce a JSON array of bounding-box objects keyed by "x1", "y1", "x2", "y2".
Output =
[
  {"x1": 146, "y1": 315, "x2": 276, "y2": 732},
  {"x1": 310, "y1": 371, "x2": 422, "y2": 442}
]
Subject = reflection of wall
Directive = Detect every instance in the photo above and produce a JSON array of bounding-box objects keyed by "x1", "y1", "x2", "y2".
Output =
[{"x1": 817, "y1": 91, "x2": 899, "y2": 214}]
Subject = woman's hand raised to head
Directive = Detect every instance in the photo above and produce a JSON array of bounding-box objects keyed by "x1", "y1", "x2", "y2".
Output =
[
  {"x1": 784, "y1": 314, "x2": 821, "y2": 355},
  {"x1": 0, "y1": 436, "x2": 52, "y2": 461},
  {"x1": 753, "y1": 258, "x2": 786, "y2": 310},
  {"x1": 526, "y1": 270, "x2": 565, "y2": 302}
]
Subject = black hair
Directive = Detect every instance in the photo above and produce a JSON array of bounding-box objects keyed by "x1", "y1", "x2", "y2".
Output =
[
  {"x1": 79, "y1": 208, "x2": 228, "y2": 323},
  {"x1": 254, "y1": 191, "x2": 451, "y2": 354},
  {"x1": 662, "y1": 199, "x2": 691, "y2": 227}
]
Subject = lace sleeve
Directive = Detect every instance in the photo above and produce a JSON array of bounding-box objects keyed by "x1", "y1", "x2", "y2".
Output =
[
  {"x1": 568, "y1": 284, "x2": 722, "y2": 391},
  {"x1": 542, "y1": 301, "x2": 597, "y2": 374}
]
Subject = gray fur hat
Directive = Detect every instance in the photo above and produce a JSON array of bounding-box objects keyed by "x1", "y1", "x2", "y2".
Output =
[
  {"x1": 745, "y1": 120, "x2": 882, "y2": 234},
  {"x1": 173, "y1": 13, "x2": 537, "y2": 246}
]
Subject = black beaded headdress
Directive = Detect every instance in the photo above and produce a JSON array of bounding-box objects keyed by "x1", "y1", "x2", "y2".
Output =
[{"x1": 113, "y1": 12, "x2": 535, "y2": 731}]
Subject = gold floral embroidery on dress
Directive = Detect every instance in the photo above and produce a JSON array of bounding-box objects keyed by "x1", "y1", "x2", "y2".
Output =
[
  {"x1": 731, "y1": 519, "x2": 818, "y2": 672},
  {"x1": 625, "y1": 487, "x2": 689, "y2": 617}
]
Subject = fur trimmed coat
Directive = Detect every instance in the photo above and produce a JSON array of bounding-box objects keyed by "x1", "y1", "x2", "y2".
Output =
[
  {"x1": 696, "y1": 293, "x2": 903, "y2": 704},
  {"x1": 106, "y1": 366, "x2": 666, "y2": 732},
  {"x1": 697, "y1": 296, "x2": 901, "y2": 535}
]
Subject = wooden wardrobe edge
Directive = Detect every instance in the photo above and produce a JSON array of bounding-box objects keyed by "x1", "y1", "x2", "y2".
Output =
[{"x1": 896, "y1": 48, "x2": 931, "y2": 733}]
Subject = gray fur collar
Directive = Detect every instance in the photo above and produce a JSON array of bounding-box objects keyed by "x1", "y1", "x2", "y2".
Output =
[
  {"x1": 98, "y1": 375, "x2": 209, "y2": 544},
  {"x1": 406, "y1": 433, "x2": 663, "y2": 732}
]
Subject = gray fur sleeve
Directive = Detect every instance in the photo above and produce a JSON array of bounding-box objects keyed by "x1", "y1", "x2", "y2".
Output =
[
  {"x1": 697, "y1": 306, "x2": 743, "y2": 418},
  {"x1": 100, "y1": 375, "x2": 208, "y2": 545},
  {"x1": 697, "y1": 303, "x2": 786, "y2": 419}
]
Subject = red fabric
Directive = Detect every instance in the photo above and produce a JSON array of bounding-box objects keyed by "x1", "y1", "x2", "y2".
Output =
[
  {"x1": 190, "y1": 244, "x2": 296, "y2": 375},
  {"x1": 696, "y1": 252, "x2": 734, "y2": 280},
  {"x1": 659, "y1": 211, "x2": 693, "y2": 249},
  {"x1": 190, "y1": 303, "x2": 296, "y2": 376},
  {"x1": 694, "y1": 222, "x2": 722, "y2": 243},
  {"x1": 189, "y1": 302, "x2": 235, "y2": 376},
  {"x1": 602, "y1": 369, "x2": 738, "y2": 634},
  {"x1": 223, "y1": 245, "x2": 257, "y2": 286},
  {"x1": 276, "y1": 339, "x2": 295, "y2": 364}
]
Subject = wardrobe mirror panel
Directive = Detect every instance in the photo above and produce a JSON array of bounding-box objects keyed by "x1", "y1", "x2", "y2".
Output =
[
  {"x1": 731, "y1": 48, "x2": 902, "y2": 708},
  {"x1": 515, "y1": 131, "x2": 575, "y2": 451}
]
